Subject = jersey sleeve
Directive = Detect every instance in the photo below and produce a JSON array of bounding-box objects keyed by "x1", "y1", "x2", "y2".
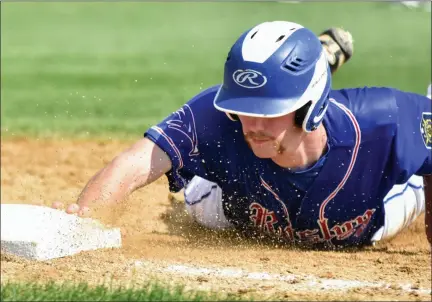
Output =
[
  {"x1": 144, "y1": 85, "x2": 221, "y2": 192},
  {"x1": 392, "y1": 88, "x2": 432, "y2": 178}
]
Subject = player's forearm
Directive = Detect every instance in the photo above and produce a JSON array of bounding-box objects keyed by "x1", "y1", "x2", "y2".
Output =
[
  {"x1": 76, "y1": 157, "x2": 150, "y2": 208},
  {"x1": 76, "y1": 138, "x2": 172, "y2": 209},
  {"x1": 424, "y1": 175, "x2": 432, "y2": 245}
]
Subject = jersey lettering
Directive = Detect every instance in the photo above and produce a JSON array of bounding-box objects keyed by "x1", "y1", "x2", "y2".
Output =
[
  {"x1": 249, "y1": 202, "x2": 376, "y2": 244},
  {"x1": 249, "y1": 202, "x2": 278, "y2": 233}
]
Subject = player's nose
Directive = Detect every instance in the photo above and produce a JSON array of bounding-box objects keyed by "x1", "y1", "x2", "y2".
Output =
[{"x1": 247, "y1": 117, "x2": 267, "y2": 132}]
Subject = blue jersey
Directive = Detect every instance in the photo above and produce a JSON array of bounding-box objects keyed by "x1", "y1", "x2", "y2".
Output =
[{"x1": 144, "y1": 85, "x2": 432, "y2": 248}]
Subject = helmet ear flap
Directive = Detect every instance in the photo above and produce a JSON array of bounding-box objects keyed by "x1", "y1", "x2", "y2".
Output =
[
  {"x1": 295, "y1": 99, "x2": 329, "y2": 132},
  {"x1": 226, "y1": 113, "x2": 239, "y2": 121},
  {"x1": 302, "y1": 97, "x2": 330, "y2": 132}
]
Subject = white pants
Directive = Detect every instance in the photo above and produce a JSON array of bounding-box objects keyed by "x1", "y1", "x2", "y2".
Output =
[
  {"x1": 184, "y1": 176, "x2": 234, "y2": 230},
  {"x1": 184, "y1": 175, "x2": 425, "y2": 242},
  {"x1": 370, "y1": 175, "x2": 425, "y2": 242}
]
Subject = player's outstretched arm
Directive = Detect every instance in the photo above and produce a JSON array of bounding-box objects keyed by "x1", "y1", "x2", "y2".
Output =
[{"x1": 52, "y1": 138, "x2": 172, "y2": 216}]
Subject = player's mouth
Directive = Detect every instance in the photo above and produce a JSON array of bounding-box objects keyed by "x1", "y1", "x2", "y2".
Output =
[
  {"x1": 250, "y1": 137, "x2": 272, "y2": 145},
  {"x1": 244, "y1": 132, "x2": 274, "y2": 146}
]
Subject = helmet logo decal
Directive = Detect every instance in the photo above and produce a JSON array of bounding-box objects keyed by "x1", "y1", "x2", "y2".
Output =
[
  {"x1": 232, "y1": 69, "x2": 267, "y2": 89},
  {"x1": 312, "y1": 103, "x2": 329, "y2": 124}
]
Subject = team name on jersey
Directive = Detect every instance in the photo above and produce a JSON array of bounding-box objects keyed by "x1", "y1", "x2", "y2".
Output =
[{"x1": 249, "y1": 202, "x2": 376, "y2": 244}]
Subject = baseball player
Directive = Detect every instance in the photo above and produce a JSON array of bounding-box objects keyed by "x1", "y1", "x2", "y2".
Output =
[{"x1": 54, "y1": 21, "x2": 432, "y2": 249}]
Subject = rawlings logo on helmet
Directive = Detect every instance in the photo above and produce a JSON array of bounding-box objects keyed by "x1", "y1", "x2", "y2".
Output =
[{"x1": 232, "y1": 69, "x2": 267, "y2": 89}]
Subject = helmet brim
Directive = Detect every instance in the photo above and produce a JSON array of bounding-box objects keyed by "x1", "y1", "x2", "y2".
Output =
[{"x1": 214, "y1": 93, "x2": 302, "y2": 118}]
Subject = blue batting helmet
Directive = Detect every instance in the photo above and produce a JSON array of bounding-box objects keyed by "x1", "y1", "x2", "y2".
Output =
[{"x1": 213, "y1": 21, "x2": 332, "y2": 132}]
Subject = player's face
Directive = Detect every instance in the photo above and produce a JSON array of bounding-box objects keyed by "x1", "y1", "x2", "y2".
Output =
[{"x1": 238, "y1": 113, "x2": 303, "y2": 158}]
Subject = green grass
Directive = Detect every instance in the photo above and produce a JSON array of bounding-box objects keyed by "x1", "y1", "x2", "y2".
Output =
[
  {"x1": 0, "y1": 281, "x2": 247, "y2": 301},
  {"x1": 0, "y1": 3, "x2": 430, "y2": 301},
  {"x1": 1, "y1": 2, "x2": 430, "y2": 138}
]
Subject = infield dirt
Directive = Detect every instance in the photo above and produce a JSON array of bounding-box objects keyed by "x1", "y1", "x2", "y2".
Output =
[{"x1": 1, "y1": 138, "x2": 431, "y2": 301}]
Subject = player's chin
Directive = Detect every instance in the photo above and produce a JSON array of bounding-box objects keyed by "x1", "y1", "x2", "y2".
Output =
[{"x1": 249, "y1": 142, "x2": 276, "y2": 158}]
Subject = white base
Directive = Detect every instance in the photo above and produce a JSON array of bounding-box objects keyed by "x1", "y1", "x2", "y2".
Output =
[{"x1": 1, "y1": 204, "x2": 122, "y2": 261}]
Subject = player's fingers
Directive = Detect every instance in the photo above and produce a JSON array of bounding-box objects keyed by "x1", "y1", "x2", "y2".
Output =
[
  {"x1": 66, "y1": 203, "x2": 80, "y2": 214},
  {"x1": 52, "y1": 201, "x2": 64, "y2": 210},
  {"x1": 78, "y1": 206, "x2": 90, "y2": 217}
]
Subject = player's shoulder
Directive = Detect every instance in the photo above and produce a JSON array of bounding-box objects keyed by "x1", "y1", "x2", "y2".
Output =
[
  {"x1": 185, "y1": 83, "x2": 238, "y2": 123},
  {"x1": 328, "y1": 86, "x2": 428, "y2": 130},
  {"x1": 182, "y1": 84, "x2": 240, "y2": 135},
  {"x1": 329, "y1": 86, "x2": 396, "y2": 118},
  {"x1": 186, "y1": 84, "x2": 221, "y2": 110}
]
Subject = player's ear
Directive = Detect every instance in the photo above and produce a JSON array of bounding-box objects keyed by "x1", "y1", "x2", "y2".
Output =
[{"x1": 226, "y1": 113, "x2": 239, "y2": 121}]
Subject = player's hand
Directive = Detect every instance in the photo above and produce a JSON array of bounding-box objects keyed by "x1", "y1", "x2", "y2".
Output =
[
  {"x1": 51, "y1": 201, "x2": 90, "y2": 217},
  {"x1": 319, "y1": 27, "x2": 354, "y2": 74}
]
